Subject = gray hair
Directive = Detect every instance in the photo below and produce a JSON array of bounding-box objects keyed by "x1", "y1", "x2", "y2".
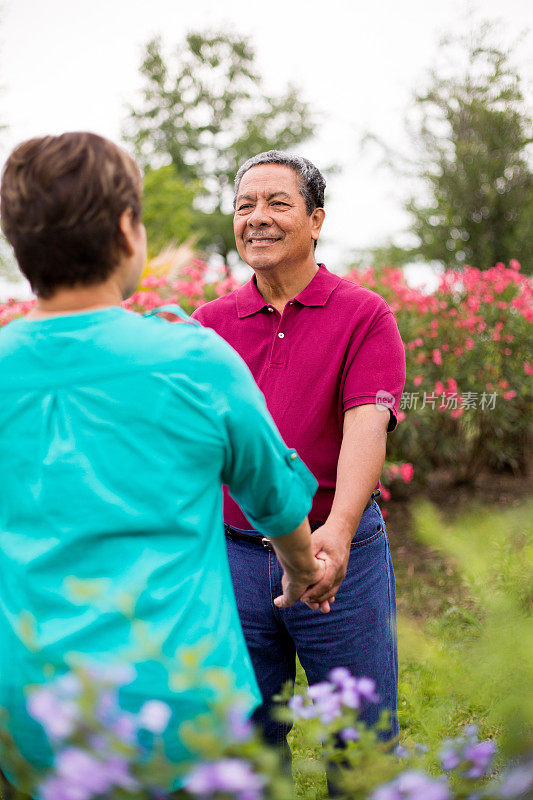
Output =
[{"x1": 233, "y1": 150, "x2": 326, "y2": 214}]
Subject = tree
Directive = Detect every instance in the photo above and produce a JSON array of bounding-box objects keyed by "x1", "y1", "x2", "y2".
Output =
[
  {"x1": 124, "y1": 31, "x2": 315, "y2": 262},
  {"x1": 369, "y1": 23, "x2": 533, "y2": 274},
  {"x1": 142, "y1": 166, "x2": 201, "y2": 257}
]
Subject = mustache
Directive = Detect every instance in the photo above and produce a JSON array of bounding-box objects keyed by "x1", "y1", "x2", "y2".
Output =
[{"x1": 245, "y1": 233, "x2": 281, "y2": 241}]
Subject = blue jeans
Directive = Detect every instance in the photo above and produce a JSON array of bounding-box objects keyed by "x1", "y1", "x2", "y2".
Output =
[{"x1": 225, "y1": 500, "x2": 399, "y2": 752}]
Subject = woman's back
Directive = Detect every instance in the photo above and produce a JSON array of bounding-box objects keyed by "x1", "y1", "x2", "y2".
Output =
[{"x1": 0, "y1": 307, "x2": 263, "y2": 770}]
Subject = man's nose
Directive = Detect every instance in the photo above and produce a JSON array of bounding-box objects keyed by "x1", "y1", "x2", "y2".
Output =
[{"x1": 247, "y1": 201, "x2": 272, "y2": 227}]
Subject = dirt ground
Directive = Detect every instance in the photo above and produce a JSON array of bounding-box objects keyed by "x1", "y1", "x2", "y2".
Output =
[{"x1": 383, "y1": 468, "x2": 533, "y2": 619}]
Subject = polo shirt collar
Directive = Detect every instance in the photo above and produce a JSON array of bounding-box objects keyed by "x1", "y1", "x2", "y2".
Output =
[{"x1": 236, "y1": 264, "x2": 341, "y2": 318}]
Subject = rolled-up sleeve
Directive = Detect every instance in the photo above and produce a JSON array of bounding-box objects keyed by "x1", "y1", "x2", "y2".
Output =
[{"x1": 205, "y1": 332, "x2": 317, "y2": 537}]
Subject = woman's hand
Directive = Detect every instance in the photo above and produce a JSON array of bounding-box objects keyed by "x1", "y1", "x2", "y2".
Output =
[{"x1": 274, "y1": 557, "x2": 335, "y2": 613}]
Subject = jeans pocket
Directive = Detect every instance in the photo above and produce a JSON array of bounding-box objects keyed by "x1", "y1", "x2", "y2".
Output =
[{"x1": 350, "y1": 503, "x2": 384, "y2": 549}]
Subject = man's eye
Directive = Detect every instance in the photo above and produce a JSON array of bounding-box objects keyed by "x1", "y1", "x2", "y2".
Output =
[
  {"x1": 237, "y1": 205, "x2": 252, "y2": 211},
  {"x1": 272, "y1": 201, "x2": 287, "y2": 206}
]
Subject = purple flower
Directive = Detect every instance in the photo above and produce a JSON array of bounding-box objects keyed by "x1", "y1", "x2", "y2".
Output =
[
  {"x1": 288, "y1": 695, "x2": 318, "y2": 720},
  {"x1": 440, "y1": 745, "x2": 461, "y2": 771},
  {"x1": 226, "y1": 705, "x2": 254, "y2": 742},
  {"x1": 109, "y1": 713, "x2": 138, "y2": 743},
  {"x1": 440, "y1": 731, "x2": 496, "y2": 779},
  {"x1": 463, "y1": 740, "x2": 497, "y2": 779},
  {"x1": 186, "y1": 758, "x2": 265, "y2": 799},
  {"x1": 27, "y1": 687, "x2": 79, "y2": 741},
  {"x1": 40, "y1": 776, "x2": 91, "y2": 800},
  {"x1": 291, "y1": 672, "x2": 380, "y2": 725},
  {"x1": 328, "y1": 669, "x2": 380, "y2": 708},
  {"x1": 87, "y1": 734, "x2": 107, "y2": 751},
  {"x1": 340, "y1": 726, "x2": 359, "y2": 743},
  {"x1": 372, "y1": 770, "x2": 451, "y2": 800},
  {"x1": 394, "y1": 745, "x2": 410, "y2": 760},
  {"x1": 40, "y1": 749, "x2": 139, "y2": 800},
  {"x1": 339, "y1": 681, "x2": 361, "y2": 710},
  {"x1": 138, "y1": 700, "x2": 172, "y2": 735},
  {"x1": 496, "y1": 760, "x2": 533, "y2": 798},
  {"x1": 307, "y1": 681, "x2": 335, "y2": 700},
  {"x1": 329, "y1": 667, "x2": 352, "y2": 686},
  {"x1": 95, "y1": 689, "x2": 138, "y2": 742},
  {"x1": 96, "y1": 689, "x2": 117, "y2": 721},
  {"x1": 306, "y1": 680, "x2": 344, "y2": 722},
  {"x1": 56, "y1": 748, "x2": 113, "y2": 795},
  {"x1": 55, "y1": 673, "x2": 81, "y2": 698},
  {"x1": 100, "y1": 756, "x2": 139, "y2": 790},
  {"x1": 356, "y1": 676, "x2": 380, "y2": 704}
]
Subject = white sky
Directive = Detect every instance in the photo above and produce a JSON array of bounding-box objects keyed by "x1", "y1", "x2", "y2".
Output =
[{"x1": 0, "y1": 0, "x2": 531, "y2": 297}]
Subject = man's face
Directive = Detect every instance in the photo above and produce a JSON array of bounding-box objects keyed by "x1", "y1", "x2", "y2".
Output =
[{"x1": 233, "y1": 164, "x2": 324, "y2": 272}]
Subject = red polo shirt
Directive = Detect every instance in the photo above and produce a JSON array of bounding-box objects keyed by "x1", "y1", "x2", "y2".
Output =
[{"x1": 192, "y1": 264, "x2": 406, "y2": 528}]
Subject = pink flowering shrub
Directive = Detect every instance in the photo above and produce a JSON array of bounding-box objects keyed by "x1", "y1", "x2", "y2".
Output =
[
  {"x1": 346, "y1": 260, "x2": 532, "y2": 486},
  {"x1": 1, "y1": 259, "x2": 531, "y2": 492}
]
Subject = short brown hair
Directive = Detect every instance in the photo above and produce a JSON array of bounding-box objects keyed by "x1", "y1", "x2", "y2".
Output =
[{"x1": 0, "y1": 132, "x2": 143, "y2": 298}]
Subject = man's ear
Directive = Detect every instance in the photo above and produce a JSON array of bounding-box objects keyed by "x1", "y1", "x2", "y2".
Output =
[{"x1": 311, "y1": 207, "x2": 326, "y2": 243}]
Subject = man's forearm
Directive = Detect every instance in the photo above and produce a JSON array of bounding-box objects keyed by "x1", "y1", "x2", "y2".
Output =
[{"x1": 326, "y1": 404, "x2": 388, "y2": 544}]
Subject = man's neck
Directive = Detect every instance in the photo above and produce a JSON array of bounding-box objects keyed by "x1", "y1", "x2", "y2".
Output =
[{"x1": 255, "y1": 260, "x2": 319, "y2": 314}]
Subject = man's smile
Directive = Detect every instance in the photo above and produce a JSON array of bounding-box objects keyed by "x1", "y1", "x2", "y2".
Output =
[{"x1": 246, "y1": 235, "x2": 282, "y2": 246}]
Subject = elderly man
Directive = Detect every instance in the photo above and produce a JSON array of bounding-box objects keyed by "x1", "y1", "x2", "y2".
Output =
[{"x1": 192, "y1": 151, "x2": 406, "y2": 753}]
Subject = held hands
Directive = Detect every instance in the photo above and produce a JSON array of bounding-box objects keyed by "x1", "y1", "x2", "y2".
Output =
[
  {"x1": 303, "y1": 520, "x2": 352, "y2": 611},
  {"x1": 273, "y1": 556, "x2": 334, "y2": 613}
]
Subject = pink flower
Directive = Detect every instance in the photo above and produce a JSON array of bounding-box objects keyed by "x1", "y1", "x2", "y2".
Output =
[
  {"x1": 380, "y1": 487, "x2": 391, "y2": 502},
  {"x1": 524, "y1": 361, "x2": 533, "y2": 376},
  {"x1": 451, "y1": 408, "x2": 464, "y2": 419},
  {"x1": 435, "y1": 381, "x2": 445, "y2": 395},
  {"x1": 400, "y1": 463, "x2": 414, "y2": 483},
  {"x1": 432, "y1": 349, "x2": 442, "y2": 366},
  {"x1": 397, "y1": 410, "x2": 406, "y2": 423},
  {"x1": 503, "y1": 390, "x2": 516, "y2": 401},
  {"x1": 454, "y1": 347, "x2": 463, "y2": 356},
  {"x1": 465, "y1": 338, "x2": 475, "y2": 350},
  {"x1": 447, "y1": 378, "x2": 458, "y2": 392},
  {"x1": 504, "y1": 348, "x2": 512, "y2": 355},
  {"x1": 509, "y1": 259, "x2": 521, "y2": 270},
  {"x1": 413, "y1": 375, "x2": 423, "y2": 386}
]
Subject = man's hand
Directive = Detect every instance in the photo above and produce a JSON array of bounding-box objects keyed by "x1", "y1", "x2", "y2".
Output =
[
  {"x1": 274, "y1": 557, "x2": 333, "y2": 613},
  {"x1": 303, "y1": 520, "x2": 352, "y2": 609}
]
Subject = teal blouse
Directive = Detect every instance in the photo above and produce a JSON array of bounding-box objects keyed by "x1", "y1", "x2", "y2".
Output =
[{"x1": 0, "y1": 306, "x2": 317, "y2": 787}]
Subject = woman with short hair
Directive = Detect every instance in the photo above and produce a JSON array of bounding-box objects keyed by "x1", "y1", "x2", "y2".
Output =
[{"x1": 0, "y1": 132, "x2": 327, "y2": 794}]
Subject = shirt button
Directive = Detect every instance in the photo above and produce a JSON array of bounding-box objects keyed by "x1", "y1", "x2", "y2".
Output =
[
  {"x1": 278, "y1": 332, "x2": 285, "y2": 339},
  {"x1": 290, "y1": 453, "x2": 297, "y2": 460},
  {"x1": 267, "y1": 307, "x2": 273, "y2": 312}
]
